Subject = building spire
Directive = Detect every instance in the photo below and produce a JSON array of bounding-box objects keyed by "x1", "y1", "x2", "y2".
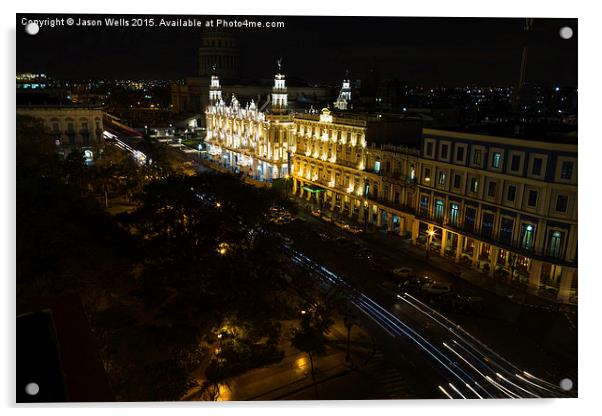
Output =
[
  {"x1": 271, "y1": 58, "x2": 288, "y2": 114},
  {"x1": 334, "y1": 69, "x2": 352, "y2": 110},
  {"x1": 209, "y1": 70, "x2": 222, "y2": 105}
]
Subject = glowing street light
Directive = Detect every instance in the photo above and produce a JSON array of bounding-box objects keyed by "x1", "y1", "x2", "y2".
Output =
[
  {"x1": 217, "y1": 242, "x2": 229, "y2": 255},
  {"x1": 426, "y1": 227, "x2": 436, "y2": 260}
]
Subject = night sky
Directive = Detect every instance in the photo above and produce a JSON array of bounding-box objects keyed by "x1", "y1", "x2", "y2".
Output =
[{"x1": 16, "y1": 14, "x2": 577, "y2": 86}]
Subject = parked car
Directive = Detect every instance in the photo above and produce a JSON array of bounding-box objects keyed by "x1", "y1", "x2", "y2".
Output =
[
  {"x1": 421, "y1": 281, "x2": 452, "y2": 295},
  {"x1": 399, "y1": 276, "x2": 432, "y2": 293},
  {"x1": 393, "y1": 267, "x2": 414, "y2": 279}
]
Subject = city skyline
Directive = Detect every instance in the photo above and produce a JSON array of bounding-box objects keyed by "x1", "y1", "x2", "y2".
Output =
[{"x1": 17, "y1": 15, "x2": 577, "y2": 86}]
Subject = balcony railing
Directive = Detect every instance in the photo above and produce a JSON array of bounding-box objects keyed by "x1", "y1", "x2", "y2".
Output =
[{"x1": 414, "y1": 213, "x2": 576, "y2": 266}]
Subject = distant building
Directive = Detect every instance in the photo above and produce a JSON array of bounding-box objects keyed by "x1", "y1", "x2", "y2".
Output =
[
  {"x1": 16, "y1": 103, "x2": 104, "y2": 161},
  {"x1": 171, "y1": 31, "x2": 330, "y2": 118}
]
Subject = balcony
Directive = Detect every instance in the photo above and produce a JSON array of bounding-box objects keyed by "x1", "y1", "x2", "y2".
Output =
[
  {"x1": 414, "y1": 216, "x2": 577, "y2": 267},
  {"x1": 373, "y1": 197, "x2": 415, "y2": 215}
]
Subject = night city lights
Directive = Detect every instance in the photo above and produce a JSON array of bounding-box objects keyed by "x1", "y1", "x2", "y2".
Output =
[{"x1": 11, "y1": 6, "x2": 586, "y2": 410}]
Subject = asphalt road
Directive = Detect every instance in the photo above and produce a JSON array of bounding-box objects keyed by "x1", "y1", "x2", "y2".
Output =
[{"x1": 278, "y1": 204, "x2": 577, "y2": 397}]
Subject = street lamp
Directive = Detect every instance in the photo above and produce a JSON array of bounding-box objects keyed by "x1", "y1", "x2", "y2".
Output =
[{"x1": 426, "y1": 227, "x2": 436, "y2": 260}]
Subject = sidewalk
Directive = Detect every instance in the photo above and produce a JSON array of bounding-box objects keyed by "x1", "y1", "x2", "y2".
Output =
[
  {"x1": 186, "y1": 318, "x2": 378, "y2": 401},
  {"x1": 378, "y1": 230, "x2": 577, "y2": 314}
]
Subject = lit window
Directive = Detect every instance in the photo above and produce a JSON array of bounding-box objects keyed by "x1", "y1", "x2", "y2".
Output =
[
  {"x1": 492, "y1": 152, "x2": 502, "y2": 169},
  {"x1": 548, "y1": 231, "x2": 563, "y2": 258},
  {"x1": 438, "y1": 171, "x2": 446, "y2": 186},
  {"x1": 449, "y1": 203, "x2": 459, "y2": 226},
  {"x1": 374, "y1": 161, "x2": 381, "y2": 173},
  {"x1": 470, "y1": 177, "x2": 479, "y2": 193},
  {"x1": 434, "y1": 200, "x2": 444, "y2": 220},
  {"x1": 520, "y1": 224, "x2": 535, "y2": 250}
]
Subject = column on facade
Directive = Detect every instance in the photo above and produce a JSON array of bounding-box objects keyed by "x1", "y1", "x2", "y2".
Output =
[
  {"x1": 472, "y1": 241, "x2": 482, "y2": 269},
  {"x1": 292, "y1": 178, "x2": 298, "y2": 195},
  {"x1": 489, "y1": 246, "x2": 500, "y2": 277},
  {"x1": 330, "y1": 192, "x2": 336, "y2": 212},
  {"x1": 398, "y1": 216, "x2": 405, "y2": 237},
  {"x1": 534, "y1": 219, "x2": 546, "y2": 254},
  {"x1": 349, "y1": 198, "x2": 355, "y2": 218},
  {"x1": 411, "y1": 220, "x2": 420, "y2": 245},
  {"x1": 440, "y1": 229, "x2": 448, "y2": 256},
  {"x1": 557, "y1": 267, "x2": 575, "y2": 303},
  {"x1": 387, "y1": 212, "x2": 393, "y2": 232},
  {"x1": 475, "y1": 204, "x2": 483, "y2": 234},
  {"x1": 455, "y1": 234, "x2": 464, "y2": 262},
  {"x1": 299, "y1": 181, "x2": 304, "y2": 199},
  {"x1": 358, "y1": 202, "x2": 365, "y2": 225},
  {"x1": 376, "y1": 209, "x2": 383, "y2": 227},
  {"x1": 528, "y1": 259, "x2": 543, "y2": 288}
]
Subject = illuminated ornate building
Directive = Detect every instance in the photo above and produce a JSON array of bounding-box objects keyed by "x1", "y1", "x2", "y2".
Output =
[
  {"x1": 204, "y1": 70, "x2": 294, "y2": 181},
  {"x1": 203, "y1": 72, "x2": 578, "y2": 305},
  {"x1": 291, "y1": 109, "x2": 420, "y2": 236}
]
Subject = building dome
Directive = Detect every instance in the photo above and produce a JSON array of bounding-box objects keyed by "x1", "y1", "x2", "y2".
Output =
[{"x1": 198, "y1": 31, "x2": 241, "y2": 80}]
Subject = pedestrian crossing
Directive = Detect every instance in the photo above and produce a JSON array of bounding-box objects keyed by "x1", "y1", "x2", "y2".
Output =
[{"x1": 362, "y1": 350, "x2": 412, "y2": 399}]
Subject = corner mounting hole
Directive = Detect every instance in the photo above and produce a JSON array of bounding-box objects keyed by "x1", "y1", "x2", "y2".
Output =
[
  {"x1": 559, "y1": 378, "x2": 573, "y2": 391},
  {"x1": 25, "y1": 382, "x2": 39, "y2": 396}
]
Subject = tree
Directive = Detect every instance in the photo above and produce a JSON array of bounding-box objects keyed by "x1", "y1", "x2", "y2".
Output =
[{"x1": 290, "y1": 303, "x2": 334, "y2": 382}]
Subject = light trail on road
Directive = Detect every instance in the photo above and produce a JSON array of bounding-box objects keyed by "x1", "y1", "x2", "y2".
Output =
[
  {"x1": 397, "y1": 292, "x2": 572, "y2": 398},
  {"x1": 287, "y1": 246, "x2": 573, "y2": 399},
  {"x1": 288, "y1": 248, "x2": 480, "y2": 398}
]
